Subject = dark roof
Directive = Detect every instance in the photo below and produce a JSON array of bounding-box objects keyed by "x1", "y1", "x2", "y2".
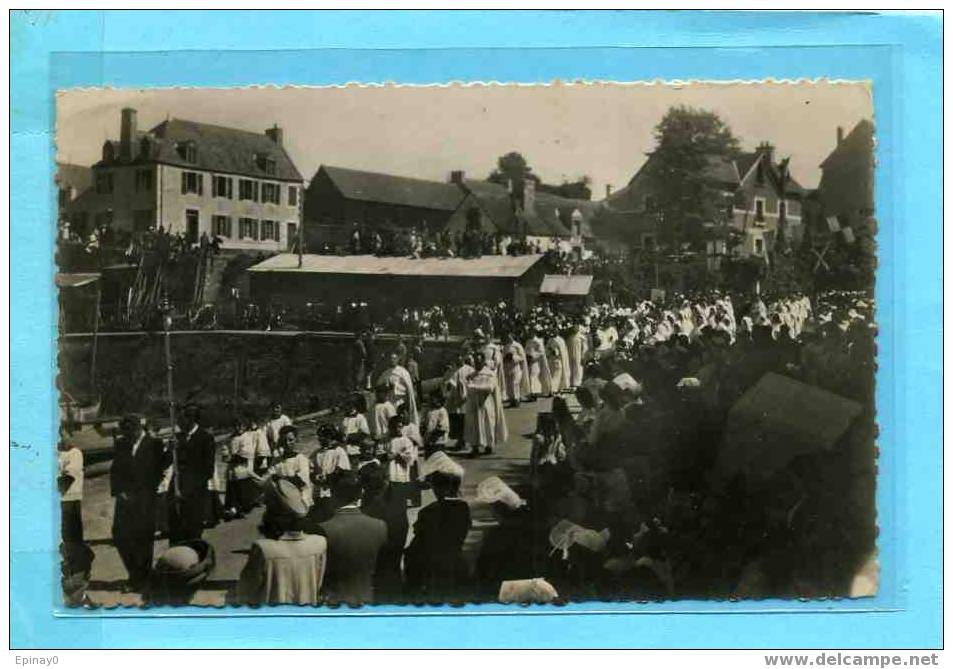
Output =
[
  {"x1": 459, "y1": 180, "x2": 573, "y2": 238},
  {"x1": 98, "y1": 118, "x2": 303, "y2": 182},
  {"x1": 320, "y1": 165, "x2": 466, "y2": 211},
  {"x1": 820, "y1": 119, "x2": 874, "y2": 170}
]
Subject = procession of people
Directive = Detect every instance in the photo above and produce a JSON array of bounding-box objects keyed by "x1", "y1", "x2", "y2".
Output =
[{"x1": 59, "y1": 279, "x2": 875, "y2": 606}]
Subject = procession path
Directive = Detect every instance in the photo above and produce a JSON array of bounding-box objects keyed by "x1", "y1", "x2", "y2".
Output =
[{"x1": 77, "y1": 396, "x2": 550, "y2": 608}]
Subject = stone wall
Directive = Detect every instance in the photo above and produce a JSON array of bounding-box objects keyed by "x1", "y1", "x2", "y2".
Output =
[{"x1": 59, "y1": 331, "x2": 463, "y2": 428}]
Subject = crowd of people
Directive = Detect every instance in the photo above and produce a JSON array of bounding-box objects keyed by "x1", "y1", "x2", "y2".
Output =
[
  {"x1": 316, "y1": 219, "x2": 556, "y2": 260},
  {"x1": 59, "y1": 283, "x2": 876, "y2": 606}
]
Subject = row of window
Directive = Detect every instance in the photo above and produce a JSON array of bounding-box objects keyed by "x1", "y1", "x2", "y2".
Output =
[
  {"x1": 93, "y1": 168, "x2": 298, "y2": 207},
  {"x1": 211, "y1": 214, "x2": 297, "y2": 242},
  {"x1": 183, "y1": 171, "x2": 297, "y2": 205}
]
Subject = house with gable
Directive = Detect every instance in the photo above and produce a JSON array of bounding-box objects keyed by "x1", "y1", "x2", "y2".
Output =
[{"x1": 595, "y1": 141, "x2": 806, "y2": 259}]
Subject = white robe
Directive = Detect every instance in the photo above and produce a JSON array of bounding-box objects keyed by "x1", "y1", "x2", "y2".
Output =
[
  {"x1": 443, "y1": 363, "x2": 474, "y2": 414},
  {"x1": 566, "y1": 332, "x2": 588, "y2": 388},
  {"x1": 546, "y1": 336, "x2": 570, "y2": 393},
  {"x1": 524, "y1": 336, "x2": 552, "y2": 396},
  {"x1": 502, "y1": 341, "x2": 531, "y2": 401},
  {"x1": 464, "y1": 366, "x2": 508, "y2": 449},
  {"x1": 376, "y1": 364, "x2": 419, "y2": 425}
]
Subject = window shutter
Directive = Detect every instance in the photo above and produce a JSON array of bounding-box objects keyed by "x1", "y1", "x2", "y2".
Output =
[
  {"x1": 181, "y1": 172, "x2": 187, "y2": 194},
  {"x1": 275, "y1": 222, "x2": 281, "y2": 242},
  {"x1": 228, "y1": 178, "x2": 233, "y2": 200},
  {"x1": 198, "y1": 174, "x2": 204, "y2": 196},
  {"x1": 253, "y1": 182, "x2": 259, "y2": 202}
]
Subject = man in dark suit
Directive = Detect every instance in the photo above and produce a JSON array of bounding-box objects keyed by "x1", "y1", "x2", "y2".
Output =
[
  {"x1": 111, "y1": 414, "x2": 171, "y2": 591},
  {"x1": 316, "y1": 471, "x2": 387, "y2": 606},
  {"x1": 168, "y1": 403, "x2": 216, "y2": 545}
]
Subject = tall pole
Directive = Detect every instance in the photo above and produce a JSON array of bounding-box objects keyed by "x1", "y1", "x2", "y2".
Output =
[{"x1": 161, "y1": 296, "x2": 181, "y2": 500}]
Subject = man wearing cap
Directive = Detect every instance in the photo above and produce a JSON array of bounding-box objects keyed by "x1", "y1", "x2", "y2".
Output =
[
  {"x1": 111, "y1": 414, "x2": 170, "y2": 591},
  {"x1": 237, "y1": 479, "x2": 328, "y2": 606},
  {"x1": 168, "y1": 403, "x2": 217, "y2": 544}
]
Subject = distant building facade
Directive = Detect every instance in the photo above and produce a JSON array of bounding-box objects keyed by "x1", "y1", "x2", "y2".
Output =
[
  {"x1": 597, "y1": 141, "x2": 806, "y2": 259},
  {"x1": 301, "y1": 164, "x2": 600, "y2": 255},
  {"x1": 817, "y1": 120, "x2": 875, "y2": 231},
  {"x1": 65, "y1": 108, "x2": 304, "y2": 252}
]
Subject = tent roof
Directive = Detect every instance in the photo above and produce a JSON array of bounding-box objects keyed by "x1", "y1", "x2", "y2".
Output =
[
  {"x1": 716, "y1": 372, "x2": 863, "y2": 484},
  {"x1": 539, "y1": 274, "x2": 594, "y2": 296},
  {"x1": 248, "y1": 253, "x2": 544, "y2": 279}
]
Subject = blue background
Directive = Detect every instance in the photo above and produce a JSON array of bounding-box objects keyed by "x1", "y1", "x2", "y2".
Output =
[{"x1": 10, "y1": 10, "x2": 942, "y2": 648}]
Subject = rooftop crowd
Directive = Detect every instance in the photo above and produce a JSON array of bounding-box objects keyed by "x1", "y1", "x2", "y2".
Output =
[{"x1": 59, "y1": 282, "x2": 876, "y2": 606}]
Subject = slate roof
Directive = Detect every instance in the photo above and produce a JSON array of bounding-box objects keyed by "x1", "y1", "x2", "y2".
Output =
[
  {"x1": 319, "y1": 165, "x2": 467, "y2": 212},
  {"x1": 819, "y1": 119, "x2": 874, "y2": 170},
  {"x1": 248, "y1": 253, "x2": 545, "y2": 278},
  {"x1": 98, "y1": 118, "x2": 304, "y2": 182},
  {"x1": 459, "y1": 179, "x2": 574, "y2": 238}
]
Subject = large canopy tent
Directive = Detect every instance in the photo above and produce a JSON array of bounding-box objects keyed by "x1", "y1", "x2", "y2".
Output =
[{"x1": 714, "y1": 372, "x2": 864, "y2": 488}]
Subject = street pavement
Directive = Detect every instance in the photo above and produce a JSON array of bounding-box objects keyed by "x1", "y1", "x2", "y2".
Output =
[{"x1": 78, "y1": 395, "x2": 553, "y2": 608}]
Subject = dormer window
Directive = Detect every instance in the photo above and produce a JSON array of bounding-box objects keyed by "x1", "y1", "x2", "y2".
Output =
[
  {"x1": 256, "y1": 153, "x2": 277, "y2": 176},
  {"x1": 177, "y1": 141, "x2": 197, "y2": 163}
]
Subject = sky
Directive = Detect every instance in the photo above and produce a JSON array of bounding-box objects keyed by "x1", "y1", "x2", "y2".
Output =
[{"x1": 56, "y1": 81, "x2": 873, "y2": 195}]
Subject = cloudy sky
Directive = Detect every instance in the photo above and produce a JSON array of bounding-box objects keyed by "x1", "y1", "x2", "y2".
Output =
[{"x1": 57, "y1": 81, "x2": 872, "y2": 195}]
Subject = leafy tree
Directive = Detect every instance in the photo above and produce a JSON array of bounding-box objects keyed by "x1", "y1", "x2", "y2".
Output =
[
  {"x1": 644, "y1": 106, "x2": 741, "y2": 251},
  {"x1": 487, "y1": 151, "x2": 540, "y2": 190},
  {"x1": 537, "y1": 176, "x2": 593, "y2": 201}
]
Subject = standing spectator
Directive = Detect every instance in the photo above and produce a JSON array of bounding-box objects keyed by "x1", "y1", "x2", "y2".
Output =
[
  {"x1": 317, "y1": 471, "x2": 388, "y2": 605},
  {"x1": 359, "y1": 463, "x2": 413, "y2": 602},
  {"x1": 236, "y1": 479, "x2": 328, "y2": 606},
  {"x1": 404, "y1": 470, "x2": 472, "y2": 602},
  {"x1": 111, "y1": 414, "x2": 169, "y2": 591},
  {"x1": 57, "y1": 435, "x2": 85, "y2": 544},
  {"x1": 168, "y1": 403, "x2": 216, "y2": 545}
]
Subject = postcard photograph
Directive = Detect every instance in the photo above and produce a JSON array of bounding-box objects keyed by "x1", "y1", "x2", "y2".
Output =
[{"x1": 53, "y1": 81, "x2": 877, "y2": 609}]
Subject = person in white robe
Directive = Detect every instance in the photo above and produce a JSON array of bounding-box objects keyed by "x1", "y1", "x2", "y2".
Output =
[
  {"x1": 464, "y1": 353, "x2": 508, "y2": 456},
  {"x1": 524, "y1": 331, "x2": 552, "y2": 398},
  {"x1": 546, "y1": 332, "x2": 570, "y2": 394},
  {"x1": 376, "y1": 351, "x2": 419, "y2": 425},
  {"x1": 501, "y1": 332, "x2": 530, "y2": 407},
  {"x1": 565, "y1": 325, "x2": 588, "y2": 389}
]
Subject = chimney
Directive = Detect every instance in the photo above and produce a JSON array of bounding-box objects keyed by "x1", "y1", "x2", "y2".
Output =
[
  {"x1": 265, "y1": 124, "x2": 283, "y2": 147},
  {"x1": 605, "y1": 184, "x2": 612, "y2": 198},
  {"x1": 836, "y1": 126, "x2": 844, "y2": 145},
  {"x1": 450, "y1": 170, "x2": 465, "y2": 185},
  {"x1": 758, "y1": 141, "x2": 775, "y2": 164},
  {"x1": 120, "y1": 108, "x2": 137, "y2": 161}
]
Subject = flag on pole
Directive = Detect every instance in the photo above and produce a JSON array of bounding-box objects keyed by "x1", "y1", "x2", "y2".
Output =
[
  {"x1": 826, "y1": 216, "x2": 841, "y2": 232},
  {"x1": 842, "y1": 226, "x2": 856, "y2": 244}
]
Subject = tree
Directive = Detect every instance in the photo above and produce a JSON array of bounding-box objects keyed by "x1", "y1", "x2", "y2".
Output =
[
  {"x1": 537, "y1": 176, "x2": 593, "y2": 201},
  {"x1": 644, "y1": 106, "x2": 741, "y2": 251},
  {"x1": 487, "y1": 151, "x2": 540, "y2": 190}
]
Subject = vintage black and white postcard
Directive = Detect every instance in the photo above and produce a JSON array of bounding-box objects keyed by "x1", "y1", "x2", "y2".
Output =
[{"x1": 53, "y1": 80, "x2": 878, "y2": 610}]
